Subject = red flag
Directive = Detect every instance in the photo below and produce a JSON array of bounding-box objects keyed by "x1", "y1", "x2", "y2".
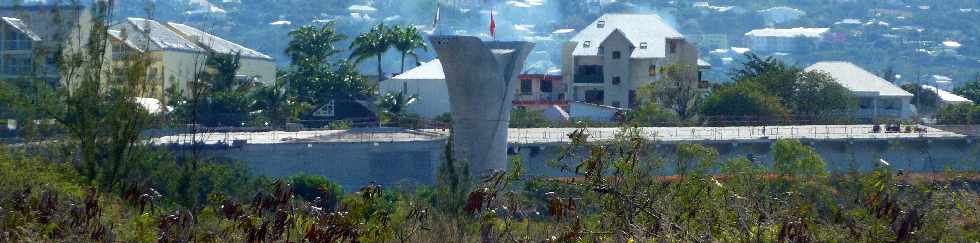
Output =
[{"x1": 489, "y1": 9, "x2": 496, "y2": 39}]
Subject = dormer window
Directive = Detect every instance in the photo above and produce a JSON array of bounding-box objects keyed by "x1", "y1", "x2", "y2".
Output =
[
  {"x1": 597, "y1": 20, "x2": 605, "y2": 28},
  {"x1": 583, "y1": 41, "x2": 591, "y2": 48},
  {"x1": 639, "y1": 42, "x2": 648, "y2": 49}
]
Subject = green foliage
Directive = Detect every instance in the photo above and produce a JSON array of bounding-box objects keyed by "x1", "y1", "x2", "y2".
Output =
[
  {"x1": 791, "y1": 70, "x2": 857, "y2": 116},
  {"x1": 701, "y1": 81, "x2": 791, "y2": 122},
  {"x1": 378, "y1": 92, "x2": 422, "y2": 127},
  {"x1": 901, "y1": 83, "x2": 942, "y2": 114},
  {"x1": 704, "y1": 54, "x2": 856, "y2": 123},
  {"x1": 954, "y1": 76, "x2": 980, "y2": 104},
  {"x1": 937, "y1": 103, "x2": 980, "y2": 124},
  {"x1": 290, "y1": 174, "x2": 342, "y2": 208},
  {"x1": 390, "y1": 25, "x2": 428, "y2": 73},
  {"x1": 286, "y1": 22, "x2": 346, "y2": 67},
  {"x1": 250, "y1": 79, "x2": 302, "y2": 126},
  {"x1": 169, "y1": 51, "x2": 257, "y2": 126},
  {"x1": 350, "y1": 23, "x2": 394, "y2": 82},
  {"x1": 637, "y1": 64, "x2": 703, "y2": 121},
  {"x1": 285, "y1": 23, "x2": 373, "y2": 109},
  {"x1": 326, "y1": 119, "x2": 352, "y2": 130},
  {"x1": 434, "y1": 112, "x2": 452, "y2": 126},
  {"x1": 772, "y1": 140, "x2": 828, "y2": 179},
  {"x1": 432, "y1": 133, "x2": 471, "y2": 213},
  {"x1": 624, "y1": 101, "x2": 680, "y2": 126},
  {"x1": 509, "y1": 108, "x2": 551, "y2": 128}
]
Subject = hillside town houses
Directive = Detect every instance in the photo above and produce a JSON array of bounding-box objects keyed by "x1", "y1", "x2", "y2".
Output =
[
  {"x1": 2, "y1": 3, "x2": 973, "y2": 124},
  {"x1": 0, "y1": 6, "x2": 275, "y2": 103}
]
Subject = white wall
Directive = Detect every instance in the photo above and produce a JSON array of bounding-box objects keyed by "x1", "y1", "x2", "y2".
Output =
[
  {"x1": 161, "y1": 51, "x2": 208, "y2": 93},
  {"x1": 238, "y1": 57, "x2": 277, "y2": 85},
  {"x1": 569, "y1": 102, "x2": 621, "y2": 122},
  {"x1": 379, "y1": 78, "x2": 451, "y2": 119}
]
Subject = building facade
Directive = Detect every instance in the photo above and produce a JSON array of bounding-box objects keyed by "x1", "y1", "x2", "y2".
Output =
[
  {"x1": 0, "y1": 5, "x2": 92, "y2": 85},
  {"x1": 562, "y1": 14, "x2": 700, "y2": 109},
  {"x1": 109, "y1": 18, "x2": 275, "y2": 100},
  {"x1": 514, "y1": 74, "x2": 566, "y2": 110}
]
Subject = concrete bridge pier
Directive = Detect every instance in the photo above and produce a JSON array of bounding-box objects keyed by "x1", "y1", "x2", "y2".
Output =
[{"x1": 430, "y1": 35, "x2": 534, "y2": 176}]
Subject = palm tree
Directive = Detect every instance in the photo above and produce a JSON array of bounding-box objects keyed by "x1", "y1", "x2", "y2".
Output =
[
  {"x1": 350, "y1": 24, "x2": 393, "y2": 82},
  {"x1": 251, "y1": 78, "x2": 293, "y2": 126},
  {"x1": 286, "y1": 21, "x2": 347, "y2": 68},
  {"x1": 391, "y1": 26, "x2": 428, "y2": 73}
]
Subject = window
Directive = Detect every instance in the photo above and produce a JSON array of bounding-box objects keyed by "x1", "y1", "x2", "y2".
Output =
[
  {"x1": 612, "y1": 51, "x2": 621, "y2": 59},
  {"x1": 598, "y1": 46, "x2": 604, "y2": 55},
  {"x1": 520, "y1": 79, "x2": 533, "y2": 94},
  {"x1": 639, "y1": 42, "x2": 648, "y2": 49},
  {"x1": 584, "y1": 90, "x2": 604, "y2": 104},
  {"x1": 612, "y1": 76, "x2": 621, "y2": 85},
  {"x1": 583, "y1": 41, "x2": 591, "y2": 48},
  {"x1": 2, "y1": 54, "x2": 32, "y2": 75},
  {"x1": 648, "y1": 65, "x2": 657, "y2": 76},
  {"x1": 669, "y1": 40, "x2": 678, "y2": 54},
  {"x1": 597, "y1": 20, "x2": 605, "y2": 28},
  {"x1": 574, "y1": 65, "x2": 604, "y2": 83},
  {"x1": 3, "y1": 29, "x2": 31, "y2": 51},
  {"x1": 540, "y1": 80, "x2": 553, "y2": 93}
]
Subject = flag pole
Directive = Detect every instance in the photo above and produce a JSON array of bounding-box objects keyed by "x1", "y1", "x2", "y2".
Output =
[{"x1": 490, "y1": 8, "x2": 496, "y2": 40}]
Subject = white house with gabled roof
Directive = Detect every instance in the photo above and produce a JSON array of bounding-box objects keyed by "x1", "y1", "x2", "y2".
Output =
[
  {"x1": 805, "y1": 61, "x2": 914, "y2": 121},
  {"x1": 561, "y1": 14, "x2": 700, "y2": 109},
  {"x1": 745, "y1": 27, "x2": 829, "y2": 52},
  {"x1": 379, "y1": 59, "x2": 450, "y2": 119}
]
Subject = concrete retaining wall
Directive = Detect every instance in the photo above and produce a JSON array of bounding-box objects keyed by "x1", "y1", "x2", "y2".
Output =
[{"x1": 189, "y1": 137, "x2": 977, "y2": 190}]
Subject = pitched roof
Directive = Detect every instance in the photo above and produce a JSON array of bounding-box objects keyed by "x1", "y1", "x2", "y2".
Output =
[
  {"x1": 108, "y1": 29, "x2": 144, "y2": 52},
  {"x1": 391, "y1": 59, "x2": 444, "y2": 80},
  {"x1": 745, "y1": 28, "x2": 829, "y2": 38},
  {"x1": 1, "y1": 17, "x2": 41, "y2": 41},
  {"x1": 570, "y1": 14, "x2": 683, "y2": 59},
  {"x1": 922, "y1": 85, "x2": 973, "y2": 104},
  {"x1": 166, "y1": 22, "x2": 273, "y2": 60},
  {"x1": 112, "y1": 18, "x2": 204, "y2": 52},
  {"x1": 804, "y1": 62, "x2": 912, "y2": 97}
]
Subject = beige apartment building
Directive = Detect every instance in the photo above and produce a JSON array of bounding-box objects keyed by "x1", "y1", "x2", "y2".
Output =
[
  {"x1": 109, "y1": 18, "x2": 275, "y2": 100},
  {"x1": 562, "y1": 14, "x2": 700, "y2": 108},
  {"x1": 0, "y1": 5, "x2": 94, "y2": 85}
]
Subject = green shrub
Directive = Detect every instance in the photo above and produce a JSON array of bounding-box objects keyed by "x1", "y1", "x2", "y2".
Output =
[{"x1": 291, "y1": 174, "x2": 343, "y2": 208}]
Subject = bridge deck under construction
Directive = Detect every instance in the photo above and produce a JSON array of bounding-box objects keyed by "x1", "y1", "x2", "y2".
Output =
[{"x1": 150, "y1": 124, "x2": 970, "y2": 146}]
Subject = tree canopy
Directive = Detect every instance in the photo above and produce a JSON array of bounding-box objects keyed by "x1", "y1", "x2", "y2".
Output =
[{"x1": 703, "y1": 54, "x2": 856, "y2": 123}]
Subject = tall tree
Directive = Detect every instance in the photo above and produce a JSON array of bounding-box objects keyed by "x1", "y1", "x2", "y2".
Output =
[
  {"x1": 350, "y1": 23, "x2": 393, "y2": 82},
  {"x1": 286, "y1": 22, "x2": 346, "y2": 68},
  {"x1": 391, "y1": 25, "x2": 428, "y2": 73},
  {"x1": 790, "y1": 71, "x2": 856, "y2": 116},
  {"x1": 724, "y1": 54, "x2": 856, "y2": 120},
  {"x1": 639, "y1": 64, "x2": 703, "y2": 121},
  {"x1": 700, "y1": 81, "x2": 790, "y2": 124},
  {"x1": 285, "y1": 22, "x2": 371, "y2": 108},
  {"x1": 900, "y1": 84, "x2": 941, "y2": 115}
]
